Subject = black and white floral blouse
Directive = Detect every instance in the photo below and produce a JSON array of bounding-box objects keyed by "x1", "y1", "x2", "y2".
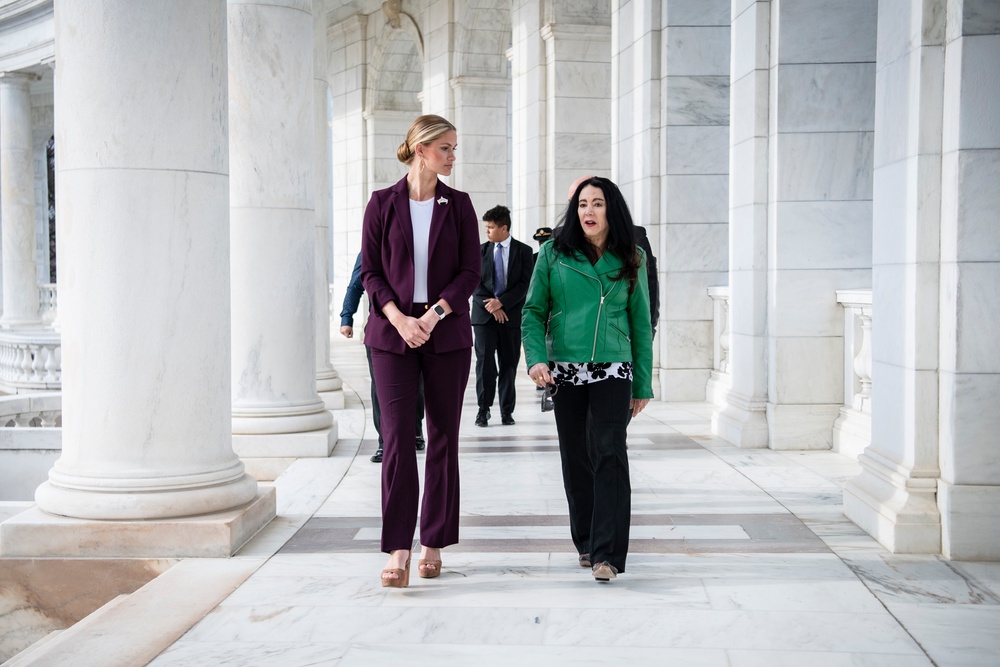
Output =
[{"x1": 550, "y1": 361, "x2": 633, "y2": 387}]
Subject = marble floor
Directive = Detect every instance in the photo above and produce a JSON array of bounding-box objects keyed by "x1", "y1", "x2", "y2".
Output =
[{"x1": 10, "y1": 338, "x2": 1000, "y2": 666}]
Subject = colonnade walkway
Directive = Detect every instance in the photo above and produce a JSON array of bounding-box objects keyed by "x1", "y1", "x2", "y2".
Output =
[{"x1": 22, "y1": 339, "x2": 998, "y2": 666}]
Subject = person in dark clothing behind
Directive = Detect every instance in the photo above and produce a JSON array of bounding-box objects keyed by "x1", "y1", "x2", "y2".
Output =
[
  {"x1": 340, "y1": 251, "x2": 425, "y2": 462},
  {"x1": 471, "y1": 205, "x2": 534, "y2": 427}
]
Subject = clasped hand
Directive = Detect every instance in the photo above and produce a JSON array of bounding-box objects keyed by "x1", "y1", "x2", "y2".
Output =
[{"x1": 394, "y1": 315, "x2": 433, "y2": 348}]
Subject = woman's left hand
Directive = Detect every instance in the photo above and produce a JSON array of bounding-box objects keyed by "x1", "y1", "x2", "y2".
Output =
[{"x1": 630, "y1": 398, "x2": 650, "y2": 418}]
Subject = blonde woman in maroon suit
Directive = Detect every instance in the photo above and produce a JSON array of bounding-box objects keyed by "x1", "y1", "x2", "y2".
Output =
[{"x1": 361, "y1": 115, "x2": 480, "y2": 587}]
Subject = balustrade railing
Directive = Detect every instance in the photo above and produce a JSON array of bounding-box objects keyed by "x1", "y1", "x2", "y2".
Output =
[
  {"x1": 0, "y1": 329, "x2": 62, "y2": 392},
  {"x1": 0, "y1": 392, "x2": 61, "y2": 428},
  {"x1": 38, "y1": 282, "x2": 58, "y2": 324},
  {"x1": 706, "y1": 286, "x2": 731, "y2": 405},
  {"x1": 833, "y1": 289, "x2": 872, "y2": 460}
]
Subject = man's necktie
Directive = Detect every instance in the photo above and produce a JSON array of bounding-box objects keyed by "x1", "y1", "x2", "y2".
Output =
[{"x1": 494, "y1": 243, "x2": 505, "y2": 296}]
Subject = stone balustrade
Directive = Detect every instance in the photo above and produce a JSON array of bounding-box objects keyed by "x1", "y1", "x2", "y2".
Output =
[
  {"x1": 0, "y1": 328, "x2": 62, "y2": 392},
  {"x1": 833, "y1": 289, "x2": 872, "y2": 460},
  {"x1": 706, "y1": 286, "x2": 731, "y2": 405},
  {"x1": 0, "y1": 392, "x2": 62, "y2": 501},
  {"x1": 38, "y1": 283, "x2": 58, "y2": 325}
]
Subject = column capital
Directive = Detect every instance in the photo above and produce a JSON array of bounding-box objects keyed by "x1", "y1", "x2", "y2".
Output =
[{"x1": 0, "y1": 71, "x2": 41, "y2": 85}]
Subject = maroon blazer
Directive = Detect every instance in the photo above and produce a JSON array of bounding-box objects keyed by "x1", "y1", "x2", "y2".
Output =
[{"x1": 361, "y1": 176, "x2": 481, "y2": 355}]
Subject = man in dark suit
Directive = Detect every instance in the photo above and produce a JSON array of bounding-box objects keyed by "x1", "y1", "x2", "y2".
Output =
[{"x1": 472, "y1": 205, "x2": 534, "y2": 426}]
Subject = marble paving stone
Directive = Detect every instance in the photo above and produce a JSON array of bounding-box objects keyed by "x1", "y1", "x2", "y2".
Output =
[
  {"x1": 542, "y1": 607, "x2": 924, "y2": 653},
  {"x1": 880, "y1": 602, "x2": 1000, "y2": 667},
  {"x1": 104, "y1": 340, "x2": 991, "y2": 665},
  {"x1": 841, "y1": 553, "x2": 1000, "y2": 605},
  {"x1": 726, "y1": 650, "x2": 933, "y2": 666}
]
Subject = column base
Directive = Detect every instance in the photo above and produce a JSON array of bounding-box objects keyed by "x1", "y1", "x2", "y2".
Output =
[
  {"x1": 232, "y1": 401, "x2": 333, "y2": 435},
  {"x1": 833, "y1": 406, "x2": 871, "y2": 461},
  {"x1": 939, "y1": 481, "x2": 1000, "y2": 561},
  {"x1": 232, "y1": 424, "x2": 336, "y2": 458},
  {"x1": 713, "y1": 388, "x2": 768, "y2": 448},
  {"x1": 0, "y1": 487, "x2": 276, "y2": 558},
  {"x1": 843, "y1": 450, "x2": 941, "y2": 554},
  {"x1": 766, "y1": 403, "x2": 839, "y2": 450},
  {"x1": 659, "y1": 368, "x2": 710, "y2": 401},
  {"x1": 318, "y1": 389, "x2": 345, "y2": 410},
  {"x1": 705, "y1": 370, "x2": 730, "y2": 409}
]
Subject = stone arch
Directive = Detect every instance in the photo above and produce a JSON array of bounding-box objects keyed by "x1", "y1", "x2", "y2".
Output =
[
  {"x1": 454, "y1": 0, "x2": 512, "y2": 79},
  {"x1": 366, "y1": 12, "x2": 424, "y2": 113}
]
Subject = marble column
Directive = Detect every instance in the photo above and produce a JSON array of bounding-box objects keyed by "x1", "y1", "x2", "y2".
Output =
[
  {"x1": 844, "y1": 0, "x2": 946, "y2": 555},
  {"x1": 937, "y1": 3, "x2": 1000, "y2": 560},
  {"x1": 766, "y1": 0, "x2": 876, "y2": 449},
  {"x1": 510, "y1": 0, "x2": 548, "y2": 235},
  {"x1": 328, "y1": 15, "x2": 368, "y2": 326},
  {"x1": 713, "y1": 0, "x2": 770, "y2": 447},
  {"x1": 421, "y1": 0, "x2": 455, "y2": 115},
  {"x1": 2, "y1": 0, "x2": 273, "y2": 558},
  {"x1": 228, "y1": 0, "x2": 335, "y2": 462},
  {"x1": 313, "y1": 1, "x2": 344, "y2": 410},
  {"x1": 717, "y1": 0, "x2": 876, "y2": 449},
  {"x1": 0, "y1": 71, "x2": 42, "y2": 328},
  {"x1": 450, "y1": 77, "x2": 509, "y2": 219},
  {"x1": 542, "y1": 19, "x2": 612, "y2": 225}
]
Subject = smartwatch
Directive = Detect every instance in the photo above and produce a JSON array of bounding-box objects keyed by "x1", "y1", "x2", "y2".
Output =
[{"x1": 433, "y1": 304, "x2": 446, "y2": 320}]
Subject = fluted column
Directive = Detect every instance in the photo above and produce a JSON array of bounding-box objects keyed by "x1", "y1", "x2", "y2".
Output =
[
  {"x1": 29, "y1": 1, "x2": 262, "y2": 528},
  {"x1": 0, "y1": 71, "x2": 42, "y2": 328},
  {"x1": 228, "y1": 0, "x2": 335, "y2": 459},
  {"x1": 313, "y1": 0, "x2": 344, "y2": 409}
]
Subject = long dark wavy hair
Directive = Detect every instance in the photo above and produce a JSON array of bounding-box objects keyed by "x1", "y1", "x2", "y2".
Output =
[{"x1": 552, "y1": 176, "x2": 641, "y2": 292}]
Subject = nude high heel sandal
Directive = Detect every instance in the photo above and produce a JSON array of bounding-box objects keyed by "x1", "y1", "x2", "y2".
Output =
[
  {"x1": 381, "y1": 556, "x2": 411, "y2": 588},
  {"x1": 417, "y1": 558, "x2": 442, "y2": 578}
]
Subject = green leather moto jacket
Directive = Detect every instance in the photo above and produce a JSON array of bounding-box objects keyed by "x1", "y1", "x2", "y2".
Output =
[{"x1": 522, "y1": 240, "x2": 653, "y2": 399}]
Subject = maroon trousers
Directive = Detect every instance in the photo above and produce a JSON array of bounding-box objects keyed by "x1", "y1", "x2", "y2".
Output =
[{"x1": 370, "y1": 342, "x2": 471, "y2": 553}]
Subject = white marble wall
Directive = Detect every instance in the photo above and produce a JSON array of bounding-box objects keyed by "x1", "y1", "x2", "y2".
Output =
[
  {"x1": 421, "y1": 0, "x2": 455, "y2": 115},
  {"x1": 936, "y1": 1, "x2": 1000, "y2": 560},
  {"x1": 658, "y1": 0, "x2": 729, "y2": 400}
]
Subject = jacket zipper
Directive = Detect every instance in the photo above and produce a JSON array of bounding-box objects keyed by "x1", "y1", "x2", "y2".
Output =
[{"x1": 559, "y1": 261, "x2": 620, "y2": 361}]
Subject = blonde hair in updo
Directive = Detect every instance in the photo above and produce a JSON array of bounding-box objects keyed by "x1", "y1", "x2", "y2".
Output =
[{"x1": 397, "y1": 114, "x2": 457, "y2": 164}]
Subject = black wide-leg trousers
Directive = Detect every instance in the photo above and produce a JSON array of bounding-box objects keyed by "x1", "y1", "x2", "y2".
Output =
[{"x1": 551, "y1": 377, "x2": 632, "y2": 573}]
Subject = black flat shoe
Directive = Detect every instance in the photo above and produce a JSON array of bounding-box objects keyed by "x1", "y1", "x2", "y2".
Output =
[
  {"x1": 501, "y1": 415, "x2": 515, "y2": 425},
  {"x1": 370, "y1": 448, "x2": 383, "y2": 463},
  {"x1": 579, "y1": 553, "x2": 591, "y2": 568},
  {"x1": 415, "y1": 436, "x2": 425, "y2": 451},
  {"x1": 592, "y1": 561, "x2": 618, "y2": 582},
  {"x1": 475, "y1": 409, "x2": 490, "y2": 427}
]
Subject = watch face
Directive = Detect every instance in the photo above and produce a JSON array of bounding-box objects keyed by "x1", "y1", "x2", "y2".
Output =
[{"x1": 434, "y1": 305, "x2": 446, "y2": 318}]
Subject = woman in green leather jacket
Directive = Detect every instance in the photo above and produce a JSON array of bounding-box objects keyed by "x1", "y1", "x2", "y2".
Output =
[{"x1": 522, "y1": 176, "x2": 653, "y2": 583}]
